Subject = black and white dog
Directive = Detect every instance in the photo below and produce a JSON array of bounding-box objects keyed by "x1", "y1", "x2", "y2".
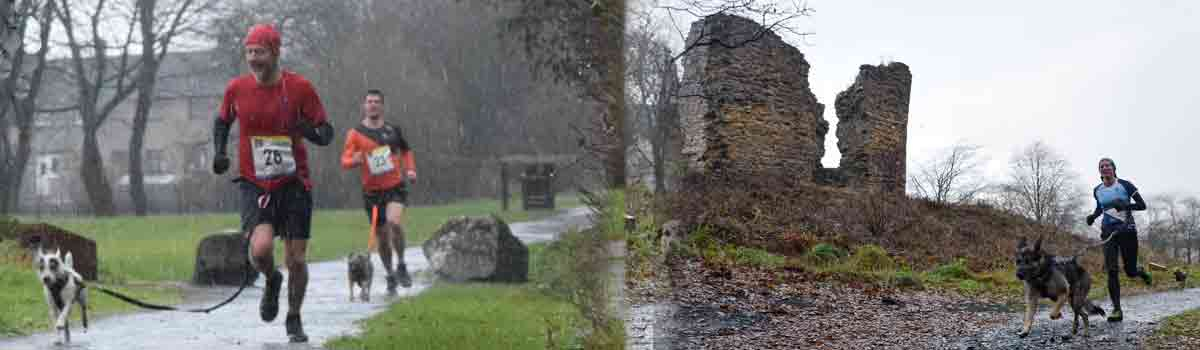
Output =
[{"x1": 34, "y1": 247, "x2": 89, "y2": 344}]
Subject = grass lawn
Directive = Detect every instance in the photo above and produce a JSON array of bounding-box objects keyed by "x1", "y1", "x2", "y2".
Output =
[
  {"x1": 0, "y1": 263, "x2": 180, "y2": 336},
  {"x1": 1144, "y1": 307, "x2": 1200, "y2": 349},
  {"x1": 326, "y1": 190, "x2": 628, "y2": 350},
  {"x1": 0, "y1": 194, "x2": 581, "y2": 337},
  {"x1": 326, "y1": 243, "x2": 585, "y2": 350},
  {"x1": 325, "y1": 282, "x2": 580, "y2": 350},
  {"x1": 18, "y1": 195, "x2": 580, "y2": 283}
]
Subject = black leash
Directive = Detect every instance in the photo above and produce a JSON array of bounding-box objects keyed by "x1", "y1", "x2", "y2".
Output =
[{"x1": 88, "y1": 233, "x2": 254, "y2": 313}]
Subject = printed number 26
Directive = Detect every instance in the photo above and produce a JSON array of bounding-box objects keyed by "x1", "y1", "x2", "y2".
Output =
[{"x1": 263, "y1": 150, "x2": 283, "y2": 166}]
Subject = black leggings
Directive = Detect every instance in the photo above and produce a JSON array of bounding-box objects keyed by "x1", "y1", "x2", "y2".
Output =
[{"x1": 1102, "y1": 224, "x2": 1148, "y2": 311}]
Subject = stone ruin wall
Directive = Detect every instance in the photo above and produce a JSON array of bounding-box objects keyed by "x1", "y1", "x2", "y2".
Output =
[
  {"x1": 677, "y1": 14, "x2": 911, "y2": 193},
  {"x1": 834, "y1": 63, "x2": 912, "y2": 193},
  {"x1": 678, "y1": 13, "x2": 827, "y2": 181}
]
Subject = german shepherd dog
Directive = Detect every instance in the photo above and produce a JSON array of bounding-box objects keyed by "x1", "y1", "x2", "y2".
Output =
[
  {"x1": 1014, "y1": 237, "x2": 1105, "y2": 338},
  {"x1": 34, "y1": 248, "x2": 90, "y2": 345},
  {"x1": 347, "y1": 251, "x2": 373, "y2": 302}
]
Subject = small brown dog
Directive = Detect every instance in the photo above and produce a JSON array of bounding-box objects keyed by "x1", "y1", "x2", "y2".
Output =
[{"x1": 347, "y1": 252, "x2": 373, "y2": 302}]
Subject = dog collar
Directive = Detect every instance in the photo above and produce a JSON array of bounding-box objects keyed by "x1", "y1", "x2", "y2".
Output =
[{"x1": 1030, "y1": 259, "x2": 1054, "y2": 283}]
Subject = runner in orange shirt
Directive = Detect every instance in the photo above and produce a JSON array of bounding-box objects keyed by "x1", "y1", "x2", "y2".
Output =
[{"x1": 341, "y1": 89, "x2": 416, "y2": 294}]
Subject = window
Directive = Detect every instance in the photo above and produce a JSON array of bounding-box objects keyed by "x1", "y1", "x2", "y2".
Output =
[
  {"x1": 35, "y1": 154, "x2": 64, "y2": 197},
  {"x1": 187, "y1": 144, "x2": 208, "y2": 172},
  {"x1": 145, "y1": 149, "x2": 167, "y2": 174}
]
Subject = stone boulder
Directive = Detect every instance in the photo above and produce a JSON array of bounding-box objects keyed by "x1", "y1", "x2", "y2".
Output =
[
  {"x1": 422, "y1": 215, "x2": 529, "y2": 283},
  {"x1": 16, "y1": 223, "x2": 98, "y2": 281},
  {"x1": 192, "y1": 230, "x2": 259, "y2": 286}
]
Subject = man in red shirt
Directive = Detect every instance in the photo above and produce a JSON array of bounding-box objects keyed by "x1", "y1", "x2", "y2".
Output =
[
  {"x1": 211, "y1": 23, "x2": 333, "y2": 343},
  {"x1": 341, "y1": 89, "x2": 416, "y2": 295}
]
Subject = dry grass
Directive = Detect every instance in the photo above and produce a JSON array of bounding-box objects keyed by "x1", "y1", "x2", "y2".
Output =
[{"x1": 667, "y1": 173, "x2": 1185, "y2": 279}]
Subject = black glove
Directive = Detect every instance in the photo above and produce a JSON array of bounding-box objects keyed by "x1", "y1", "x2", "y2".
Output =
[
  {"x1": 1086, "y1": 213, "x2": 1098, "y2": 226},
  {"x1": 1111, "y1": 202, "x2": 1128, "y2": 211},
  {"x1": 212, "y1": 152, "x2": 230, "y2": 175}
]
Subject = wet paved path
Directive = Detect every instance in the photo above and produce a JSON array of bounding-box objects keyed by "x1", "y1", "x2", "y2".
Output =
[
  {"x1": 946, "y1": 286, "x2": 1200, "y2": 349},
  {"x1": 625, "y1": 285, "x2": 1200, "y2": 350},
  {"x1": 0, "y1": 207, "x2": 593, "y2": 350}
]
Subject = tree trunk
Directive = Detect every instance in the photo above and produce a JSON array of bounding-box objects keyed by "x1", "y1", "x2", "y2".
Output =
[
  {"x1": 81, "y1": 129, "x2": 116, "y2": 216},
  {"x1": 129, "y1": 113, "x2": 148, "y2": 215},
  {"x1": 128, "y1": 0, "x2": 158, "y2": 216},
  {"x1": 0, "y1": 112, "x2": 12, "y2": 215},
  {"x1": 653, "y1": 53, "x2": 679, "y2": 194},
  {"x1": 598, "y1": 0, "x2": 626, "y2": 190},
  {"x1": 7, "y1": 120, "x2": 34, "y2": 214}
]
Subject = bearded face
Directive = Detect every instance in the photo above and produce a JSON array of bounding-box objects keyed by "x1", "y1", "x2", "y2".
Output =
[{"x1": 244, "y1": 44, "x2": 277, "y2": 82}]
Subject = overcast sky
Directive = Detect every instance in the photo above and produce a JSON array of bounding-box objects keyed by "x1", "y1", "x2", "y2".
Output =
[{"x1": 646, "y1": 0, "x2": 1199, "y2": 198}]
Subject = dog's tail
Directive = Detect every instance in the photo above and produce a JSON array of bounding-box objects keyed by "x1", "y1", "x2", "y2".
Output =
[{"x1": 1088, "y1": 302, "x2": 1106, "y2": 316}]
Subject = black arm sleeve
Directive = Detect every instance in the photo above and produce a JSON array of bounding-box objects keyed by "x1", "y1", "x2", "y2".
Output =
[
  {"x1": 300, "y1": 120, "x2": 334, "y2": 146},
  {"x1": 1125, "y1": 181, "x2": 1147, "y2": 211},
  {"x1": 391, "y1": 127, "x2": 410, "y2": 152},
  {"x1": 213, "y1": 116, "x2": 232, "y2": 155}
]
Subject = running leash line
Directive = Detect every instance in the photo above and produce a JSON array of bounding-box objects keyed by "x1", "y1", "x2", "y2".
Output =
[{"x1": 88, "y1": 233, "x2": 255, "y2": 313}]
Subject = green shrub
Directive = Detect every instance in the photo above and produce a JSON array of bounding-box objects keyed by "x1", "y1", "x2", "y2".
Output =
[
  {"x1": 928, "y1": 258, "x2": 974, "y2": 282},
  {"x1": 891, "y1": 270, "x2": 922, "y2": 289},
  {"x1": 731, "y1": 246, "x2": 787, "y2": 268},
  {"x1": 850, "y1": 244, "x2": 895, "y2": 271},
  {"x1": 808, "y1": 243, "x2": 847, "y2": 264},
  {"x1": 958, "y1": 279, "x2": 984, "y2": 293}
]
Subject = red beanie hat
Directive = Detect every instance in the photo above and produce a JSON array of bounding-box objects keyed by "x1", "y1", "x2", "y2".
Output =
[{"x1": 244, "y1": 24, "x2": 281, "y2": 53}]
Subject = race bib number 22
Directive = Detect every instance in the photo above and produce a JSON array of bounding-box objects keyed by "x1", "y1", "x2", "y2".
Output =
[
  {"x1": 252, "y1": 136, "x2": 296, "y2": 180},
  {"x1": 367, "y1": 146, "x2": 395, "y2": 176}
]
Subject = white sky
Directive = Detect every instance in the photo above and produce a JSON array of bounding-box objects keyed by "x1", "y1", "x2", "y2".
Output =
[{"x1": 645, "y1": 0, "x2": 1200, "y2": 198}]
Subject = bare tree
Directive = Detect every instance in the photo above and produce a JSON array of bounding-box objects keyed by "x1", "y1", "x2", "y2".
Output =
[
  {"x1": 0, "y1": 0, "x2": 20, "y2": 66},
  {"x1": 50, "y1": 0, "x2": 152, "y2": 216},
  {"x1": 1142, "y1": 193, "x2": 1171, "y2": 253},
  {"x1": 1154, "y1": 194, "x2": 1189, "y2": 260},
  {"x1": 1182, "y1": 196, "x2": 1200, "y2": 263},
  {"x1": 625, "y1": 5, "x2": 676, "y2": 192},
  {"x1": 501, "y1": 0, "x2": 628, "y2": 189},
  {"x1": 657, "y1": 0, "x2": 813, "y2": 63},
  {"x1": 908, "y1": 141, "x2": 989, "y2": 204},
  {"x1": 996, "y1": 140, "x2": 1084, "y2": 231},
  {"x1": 0, "y1": 0, "x2": 56, "y2": 215},
  {"x1": 627, "y1": 0, "x2": 814, "y2": 191},
  {"x1": 127, "y1": 0, "x2": 213, "y2": 215}
]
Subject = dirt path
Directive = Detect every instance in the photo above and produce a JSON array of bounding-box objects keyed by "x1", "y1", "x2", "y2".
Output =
[
  {"x1": 946, "y1": 286, "x2": 1200, "y2": 350},
  {"x1": 626, "y1": 255, "x2": 1200, "y2": 350},
  {"x1": 0, "y1": 207, "x2": 593, "y2": 350}
]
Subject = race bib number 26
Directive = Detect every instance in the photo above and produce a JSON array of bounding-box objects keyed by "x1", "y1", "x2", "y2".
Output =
[
  {"x1": 367, "y1": 146, "x2": 395, "y2": 176},
  {"x1": 252, "y1": 136, "x2": 296, "y2": 180}
]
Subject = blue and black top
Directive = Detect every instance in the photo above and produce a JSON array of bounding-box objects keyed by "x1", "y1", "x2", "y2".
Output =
[{"x1": 1090, "y1": 178, "x2": 1147, "y2": 228}]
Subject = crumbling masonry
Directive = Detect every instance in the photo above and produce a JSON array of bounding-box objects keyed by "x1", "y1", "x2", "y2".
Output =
[{"x1": 678, "y1": 14, "x2": 911, "y2": 193}]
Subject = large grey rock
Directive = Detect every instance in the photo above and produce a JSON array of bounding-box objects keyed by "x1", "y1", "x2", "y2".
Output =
[
  {"x1": 422, "y1": 215, "x2": 529, "y2": 283},
  {"x1": 192, "y1": 230, "x2": 259, "y2": 286}
]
